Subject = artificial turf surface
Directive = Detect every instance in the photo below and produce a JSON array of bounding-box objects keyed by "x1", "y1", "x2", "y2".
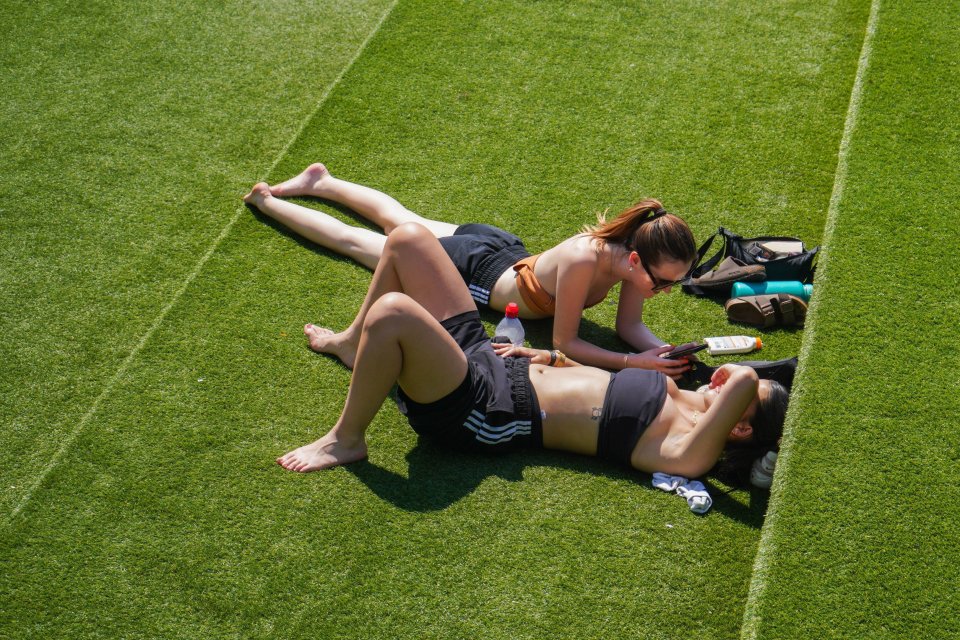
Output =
[
  {"x1": 741, "y1": 1, "x2": 960, "y2": 637},
  {"x1": 5, "y1": 0, "x2": 945, "y2": 637}
]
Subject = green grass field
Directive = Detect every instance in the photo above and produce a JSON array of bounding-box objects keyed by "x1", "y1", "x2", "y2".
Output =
[{"x1": 2, "y1": 0, "x2": 956, "y2": 637}]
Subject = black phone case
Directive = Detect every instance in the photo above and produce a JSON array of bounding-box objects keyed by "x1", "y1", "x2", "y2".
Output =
[{"x1": 664, "y1": 343, "x2": 707, "y2": 359}]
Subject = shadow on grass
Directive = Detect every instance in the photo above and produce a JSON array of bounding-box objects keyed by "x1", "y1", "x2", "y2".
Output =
[
  {"x1": 247, "y1": 200, "x2": 382, "y2": 268},
  {"x1": 250, "y1": 201, "x2": 630, "y2": 351},
  {"x1": 250, "y1": 200, "x2": 804, "y2": 351},
  {"x1": 249, "y1": 200, "x2": 634, "y2": 350},
  {"x1": 250, "y1": 201, "x2": 770, "y2": 525},
  {"x1": 345, "y1": 440, "x2": 769, "y2": 527}
]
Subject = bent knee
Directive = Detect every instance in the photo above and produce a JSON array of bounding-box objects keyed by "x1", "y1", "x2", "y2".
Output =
[
  {"x1": 386, "y1": 221, "x2": 434, "y2": 248},
  {"x1": 365, "y1": 293, "x2": 420, "y2": 328}
]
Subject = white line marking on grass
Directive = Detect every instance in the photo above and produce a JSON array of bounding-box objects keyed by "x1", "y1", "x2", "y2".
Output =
[
  {"x1": 739, "y1": 1, "x2": 881, "y2": 637},
  {"x1": 4, "y1": 0, "x2": 400, "y2": 526}
]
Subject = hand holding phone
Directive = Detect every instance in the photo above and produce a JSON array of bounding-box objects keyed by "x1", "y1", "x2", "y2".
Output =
[{"x1": 663, "y1": 341, "x2": 706, "y2": 359}]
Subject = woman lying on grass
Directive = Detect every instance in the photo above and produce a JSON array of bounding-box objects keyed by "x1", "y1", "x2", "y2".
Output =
[
  {"x1": 276, "y1": 222, "x2": 787, "y2": 484},
  {"x1": 244, "y1": 163, "x2": 697, "y2": 377}
]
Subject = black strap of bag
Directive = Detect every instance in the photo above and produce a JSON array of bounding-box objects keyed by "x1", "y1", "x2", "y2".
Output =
[
  {"x1": 688, "y1": 231, "x2": 725, "y2": 277},
  {"x1": 682, "y1": 227, "x2": 733, "y2": 297},
  {"x1": 683, "y1": 227, "x2": 818, "y2": 298}
]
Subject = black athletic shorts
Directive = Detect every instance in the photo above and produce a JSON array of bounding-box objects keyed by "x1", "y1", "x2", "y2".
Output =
[
  {"x1": 395, "y1": 310, "x2": 543, "y2": 453},
  {"x1": 439, "y1": 224, "x2": 531, "y2": 308}
]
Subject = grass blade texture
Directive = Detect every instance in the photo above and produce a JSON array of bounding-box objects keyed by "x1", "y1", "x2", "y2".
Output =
[
  {"x1": 3, "y1": 1, "x2": 871, "y2": 637},
  {"x1": 0, "y1": 0, "x2": 394, "y2": 518},
  {"x1": 742, "y1": 1, "x2": 960, "y2": 637}
]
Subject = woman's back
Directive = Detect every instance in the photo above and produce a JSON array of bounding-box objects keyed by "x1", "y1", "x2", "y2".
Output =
[{"x1": 490, "y1": 234, "x2": 618, "y2": 315}]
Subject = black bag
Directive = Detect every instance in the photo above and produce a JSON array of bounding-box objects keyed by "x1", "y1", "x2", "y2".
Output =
[
  {"x1": 684, "y1": 227, "x2": 818, "y2": 298},
  {"x1": 683, "y1": 357, "x2": 798, "y2": 390}
]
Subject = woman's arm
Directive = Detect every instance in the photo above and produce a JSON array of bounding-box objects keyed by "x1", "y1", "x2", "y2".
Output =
[
  {"x1": 667, "y1": 365, "x2": 759, "y2": 477},
  {"x1": 615, "y1": 280, "x2": 668, "y2": 351},
  {"x1": 614, "y1": 281, "x2": 693, "y2": 377},
  {"x1": 492, "y1": 343, "x2": 583, "y2": 366},
  {"x1": 550, "y1": 251, "x2": 688, "y2": 376},
  {"x1": 550, "y1": 252, "x2": 624, "y2": 367}
]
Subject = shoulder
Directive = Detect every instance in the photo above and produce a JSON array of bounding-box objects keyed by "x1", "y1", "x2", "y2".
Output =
[{"x1": 550, "y1": 234, "x2": 600, "y2": 266}]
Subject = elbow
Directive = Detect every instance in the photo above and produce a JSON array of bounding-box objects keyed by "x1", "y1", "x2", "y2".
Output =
[
  {"x1": 738, "y1": 366, "x2": 760, "y2": 381},
  {"x1": 552, "y1": 327, "x2": 578, "y2": 352},
  {"x1": 731, "y1": 367, "x2": 760, "y2": 389},
  {"x1": 615, "y1": 320, "x2": 649, "y2": 350}
]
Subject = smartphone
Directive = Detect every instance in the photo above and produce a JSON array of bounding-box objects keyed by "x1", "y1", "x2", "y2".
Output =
[{"x1": 664, "y1": 341, "x2": 707, "y2": 359}]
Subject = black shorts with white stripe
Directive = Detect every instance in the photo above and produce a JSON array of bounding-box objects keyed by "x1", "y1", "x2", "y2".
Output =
[
  {"x1": 395, "y1": 311, "x2": 543, "y2": 453},
  {"x1": 438, "y1": 224, "x2": 531, "y2": 309}
]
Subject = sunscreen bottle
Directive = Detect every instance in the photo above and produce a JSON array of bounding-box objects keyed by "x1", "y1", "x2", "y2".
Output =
[
  {"x1": 705, "y1": 335, "x2": 762, "y2": 355},
  {"x1": 731, "y1": 281, "x2": 813, "y2": 301}
]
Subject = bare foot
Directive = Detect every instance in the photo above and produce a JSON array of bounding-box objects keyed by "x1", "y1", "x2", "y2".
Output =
[
  {"x1": 270, "y1": 163, "x2": 332, "y2": 198},
  {"x1": 304, "y1": 323, "x2": 358, "y2": 369},
  {"x1": 276, "y1": 431, "x2": 367, "y2": 472},
  {"x1": 243, "y1": 182, "x2": 272, "y2": 208}
]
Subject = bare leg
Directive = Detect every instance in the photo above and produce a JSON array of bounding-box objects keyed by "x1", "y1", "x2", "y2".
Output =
[
  {"x1": 244, "y1": 182, "x2": 385, "y2": 270},
  {"x1": 269, "y1": 163, "x2": 459, "y2": 237},
  {"x1": 277, "y1": 294, "x2": 473, "y2": 472},
  {"x1": 295, "y1": 222, "x2": 477, "y2": 368},
  {"x1": 304, "y1": 324, "x2": 358, "y2": 369}
]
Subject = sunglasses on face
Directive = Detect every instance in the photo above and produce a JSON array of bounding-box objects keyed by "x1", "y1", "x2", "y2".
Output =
[{"x1": 640, "y1": 258, "x2": 686, "y2": 293}]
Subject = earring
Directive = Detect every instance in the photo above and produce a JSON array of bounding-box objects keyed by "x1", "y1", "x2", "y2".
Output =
[{"x1": 629, "y1": 266, "x2": 634, "y2": 272}]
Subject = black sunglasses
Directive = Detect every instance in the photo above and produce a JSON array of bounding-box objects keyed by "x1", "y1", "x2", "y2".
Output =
[{"x1": 640, "y1": 258, "x2": 686, "y2": 293}]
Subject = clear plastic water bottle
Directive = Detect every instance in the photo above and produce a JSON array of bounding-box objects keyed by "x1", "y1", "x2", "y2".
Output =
[{"x1": 495, "y1": 302, "x2": 525, "y2": 346}]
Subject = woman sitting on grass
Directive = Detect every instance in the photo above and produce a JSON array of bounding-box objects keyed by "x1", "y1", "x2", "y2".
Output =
[
  {"x1": 276, "y1": 221, "x2": 787, "y2": 484},
  {"x1": 244, "y1": 162, "x2": 697, "y2": 377}
]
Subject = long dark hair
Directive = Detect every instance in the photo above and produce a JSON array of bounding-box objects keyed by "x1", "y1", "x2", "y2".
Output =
[
  {"x1": 711, "y1": 380, "x2": 789, "y2": 487},
  {"x1": 583, "y1": 198, "x2": 697, "y2": 267}
]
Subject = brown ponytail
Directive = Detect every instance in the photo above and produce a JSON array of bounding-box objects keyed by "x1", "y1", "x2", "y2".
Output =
[{"x1": 584, "y1": 198, "x2": 696, "y2": 266}]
